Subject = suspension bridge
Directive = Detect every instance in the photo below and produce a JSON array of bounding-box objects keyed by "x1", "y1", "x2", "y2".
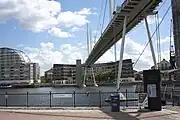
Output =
[{"x1": 81, "y1": 0, "x2": 172, "y2": 89}]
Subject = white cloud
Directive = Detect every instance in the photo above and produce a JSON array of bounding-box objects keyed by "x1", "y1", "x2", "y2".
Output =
[
  {"x1": 160, "y1": 36, "x2": 172, "y2": 44},
  {"x1": 125, "y1": 37, "x2": 169, "y2": 70},
  {"x1": 92, "y1": 7, "x2": 97, "y2": 10},
  {"x1": 0, "y1": 0, "x2": 94, "y2": 36},
  {"x1": 71, "y1": 27, "x2": 84, "y2": 32},
  {"x1": 92, "y1": 30, "x2": 98, "y2": 34},
  {"x1": 143, "y1": 15, "x2": 162, "y2": 25},
  {"x1": 48, "y1": 27, "x2": 72, "y2": 38},
  {"x1": 0, "y1": 0, "x2": 61, "y2": 32},
  {"x1": 98, "y1": 37, "x2": 169, "y2": 71},
  {"x1": 24, "y1": 42, "x2": 87, "y2": 75},
  {"x1": 24, "y1": 42, "x2": 62, "y2": 75},
  {"x1": 75, "y1": 8, "x2": 96, "y2": 15},
  {"x1": 97, "y1": 50, "x2": 115, "y2": 63},
  {"x1": 59, "y1": 44, "x2": 85, "y2": 63},
  {"x1": 57, "y1": 11, "x2": 89, "y2": 27},
  {"x1": 57, "y1": 8, "x2": 97, "y2": 27},
  {"x1": 17, "y1": 44, "x2": 24, "y2": 48}
]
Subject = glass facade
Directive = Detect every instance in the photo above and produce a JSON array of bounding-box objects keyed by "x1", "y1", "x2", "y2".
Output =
[
  {"x1": 0, "y1": 47, "x2": 40, "y2": 84},
  {"x1": 51, "y1": 59, "x2": 134, "y2": 84}
]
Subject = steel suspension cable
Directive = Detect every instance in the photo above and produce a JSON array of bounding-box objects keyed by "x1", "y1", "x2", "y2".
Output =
[
  {"x1": 94, "y1": 0, "x2": 105, "y2": 42},
  {"x1": 101, "y1": 0, "x2": 108, "y2": 34},
  {"x1": 157, "y1": 0, "x2": 168, "y2": 11},
  {"x1": 133, "y1": 4, "x2": 171, "y2": 68}
]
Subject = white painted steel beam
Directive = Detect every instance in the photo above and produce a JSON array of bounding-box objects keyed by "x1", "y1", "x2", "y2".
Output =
[
  {"x1": 117, "y1": 16, "x2": 127, "y2": 90},
  {"x1": 145, "y1": 17, "x2": 157, "y2": 69}
]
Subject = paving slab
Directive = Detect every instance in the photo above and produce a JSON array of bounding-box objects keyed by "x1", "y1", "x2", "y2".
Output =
[{"x1": 0, "y1": 107, "x2": 180, "y2": 120}]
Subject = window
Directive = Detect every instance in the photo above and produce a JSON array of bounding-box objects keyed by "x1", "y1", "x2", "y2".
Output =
[
  {"x1": 161, "y1": 64, "x2": 164, "y2": 70},
  {"x1": 165, "y1": 63, "x2": 168, "y2": 70}
]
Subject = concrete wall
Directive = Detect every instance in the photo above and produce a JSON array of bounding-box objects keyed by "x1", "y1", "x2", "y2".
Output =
[{"x1": 76, "y1": 59, "x2": 82, "y2": 87}]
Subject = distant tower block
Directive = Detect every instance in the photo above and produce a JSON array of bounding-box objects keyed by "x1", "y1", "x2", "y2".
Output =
[{"x1": 76, "y1": 59, "x2": 82, "y2": 87}]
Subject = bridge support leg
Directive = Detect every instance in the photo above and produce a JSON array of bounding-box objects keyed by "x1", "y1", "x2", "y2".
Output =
[
  {"x1": 145, "y1": 17, "x2": 157, "y2": 69},
  {"x1": 91, "y1": 67, "x2": 98, "y2": 87},
  {"x1": 117, "y1": 16, "x2": 127, "y2": 91},
  {"x1": 83, "y1": 68, "x2": 87, "y2": 87}
]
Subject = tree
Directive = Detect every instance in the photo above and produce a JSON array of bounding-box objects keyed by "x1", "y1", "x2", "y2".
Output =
[
  {"x1": 95, "y1": 69, "x2": 114, "y2": 83},
  {"x1": 40, "y1": 76, "x2": 46, "y2": 83}
]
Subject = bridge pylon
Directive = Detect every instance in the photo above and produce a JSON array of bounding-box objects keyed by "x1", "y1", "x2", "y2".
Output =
[{"x1": 83, "y1": 66, "x2": 98, "y2": 87}]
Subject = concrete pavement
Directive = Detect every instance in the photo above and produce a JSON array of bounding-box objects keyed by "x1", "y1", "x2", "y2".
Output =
[{"x1": 0, "y1": 107, "x2": 180, "y2": 120}]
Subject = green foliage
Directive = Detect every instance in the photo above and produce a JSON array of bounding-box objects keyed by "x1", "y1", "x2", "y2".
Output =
[
  {"x1": 40, "y1": 76, "x2": 46, "y2": 83},
  {"x1": 81, "y1": 69, "x2": 116, "y2": 83}
]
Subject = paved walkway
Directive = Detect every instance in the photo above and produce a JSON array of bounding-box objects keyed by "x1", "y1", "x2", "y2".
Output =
[{"x1": 0, "y1": 107, "x2": 180, "y2": 120}]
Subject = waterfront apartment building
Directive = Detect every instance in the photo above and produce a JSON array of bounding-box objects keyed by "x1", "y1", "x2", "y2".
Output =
[
  {"x1": 51, "y1": 59, "x2": 134, "y2": 84},
  {"x1": 53, "y1": 64, "x2": 76, "y2": 84},
  {"x1": 172, "y1": 0, "x2": 180, "y2": 68},
  {"x1": 91, "y1": 59, "x2": 134, "y2": 77},
  {"x1": 0, "y1": 47, "x2": 40, "y2": 85},
  {"x1": 116, "y1": 59, "x2": 134, "y2": 78},
  {"x1": 44, "y1": 68, "x2": 53, "y2": 83}
]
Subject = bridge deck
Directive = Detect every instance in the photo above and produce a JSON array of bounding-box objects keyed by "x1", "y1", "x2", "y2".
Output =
[{"x1": 85, "y1": 0, "x2": 162, "y2": 66}]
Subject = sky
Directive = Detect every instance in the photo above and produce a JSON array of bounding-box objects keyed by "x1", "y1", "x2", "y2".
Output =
[{"x1": 0, "y1": 0, "x2": 172, "y2": 76}]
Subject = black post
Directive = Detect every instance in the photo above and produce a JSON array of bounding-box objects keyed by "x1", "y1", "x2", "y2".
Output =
[
  {"x1": 172, "y1": 89, "x2": 174, "y2": 106},
  {"x1": 126, "y1": 89, "x2": 128, "y2": 107},
  {"x1": 5, "y1": 92, "x2": 7, "y2": 107},
  {"x1": 50, "y1": 91, "x2": 52, "y2": 108},
  {"x1": 73, "y1": 91, "x2": 76, "y2": 107},
  {"x1": 27, "y1": 92, "x2": 29, "y2": 107},
  {"x1": 99, "y1": 91, "x2": 101, "y2": 108}
]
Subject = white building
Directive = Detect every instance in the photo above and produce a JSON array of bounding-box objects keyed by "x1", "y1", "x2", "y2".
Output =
[
  {"x1": 0, "y1": 47, "x2": 40, "y2": 85},
  {"x1": 151, "y1": 59, "x2": 171, "y2": 70}
]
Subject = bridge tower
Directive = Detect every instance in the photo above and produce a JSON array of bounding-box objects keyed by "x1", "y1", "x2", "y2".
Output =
[
  {"x1": 83, "y1": 24, "x2": 98, "y2": 87},
  {"x1": 84, "y1": 0, "x2": 161, "y2": 90}
]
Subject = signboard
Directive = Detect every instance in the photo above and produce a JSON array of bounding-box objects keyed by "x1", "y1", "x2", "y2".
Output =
[
  {"x1": 147, "y1": 84, "x2": 157, "y2": 97},
  {"x1": 143, "y1": 70, "x2": 161, "y2": 111},
  {"x1": 5, "y1": 95, "x2": 8, "y2": 98},
  {"x1": 138, "y1": 93, "x2": 147, "y2": 103},
  {"x1": 138, "y1": 93, "x2": 148, "y2": 107},
  {"x1": 53, "y1": 94, "x2": 72, "y2": 98}
]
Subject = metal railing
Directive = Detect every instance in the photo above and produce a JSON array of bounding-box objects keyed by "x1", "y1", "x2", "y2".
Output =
[{"x1": 0, "y1": 90, "x2": 179, "y2": 108}]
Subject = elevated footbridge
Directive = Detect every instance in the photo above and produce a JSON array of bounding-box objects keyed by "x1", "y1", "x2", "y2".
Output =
[{"x1": 85, "y1": 0, "x2": 162, "y2": 66}]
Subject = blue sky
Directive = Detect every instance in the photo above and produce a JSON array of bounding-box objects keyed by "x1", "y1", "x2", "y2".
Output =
[
  {"x1": 0, "y1": 0, "x2": 172, "y2": 75},
  {"x1": 0, "y1": 0, "x2": 106, "y2": 48}
]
